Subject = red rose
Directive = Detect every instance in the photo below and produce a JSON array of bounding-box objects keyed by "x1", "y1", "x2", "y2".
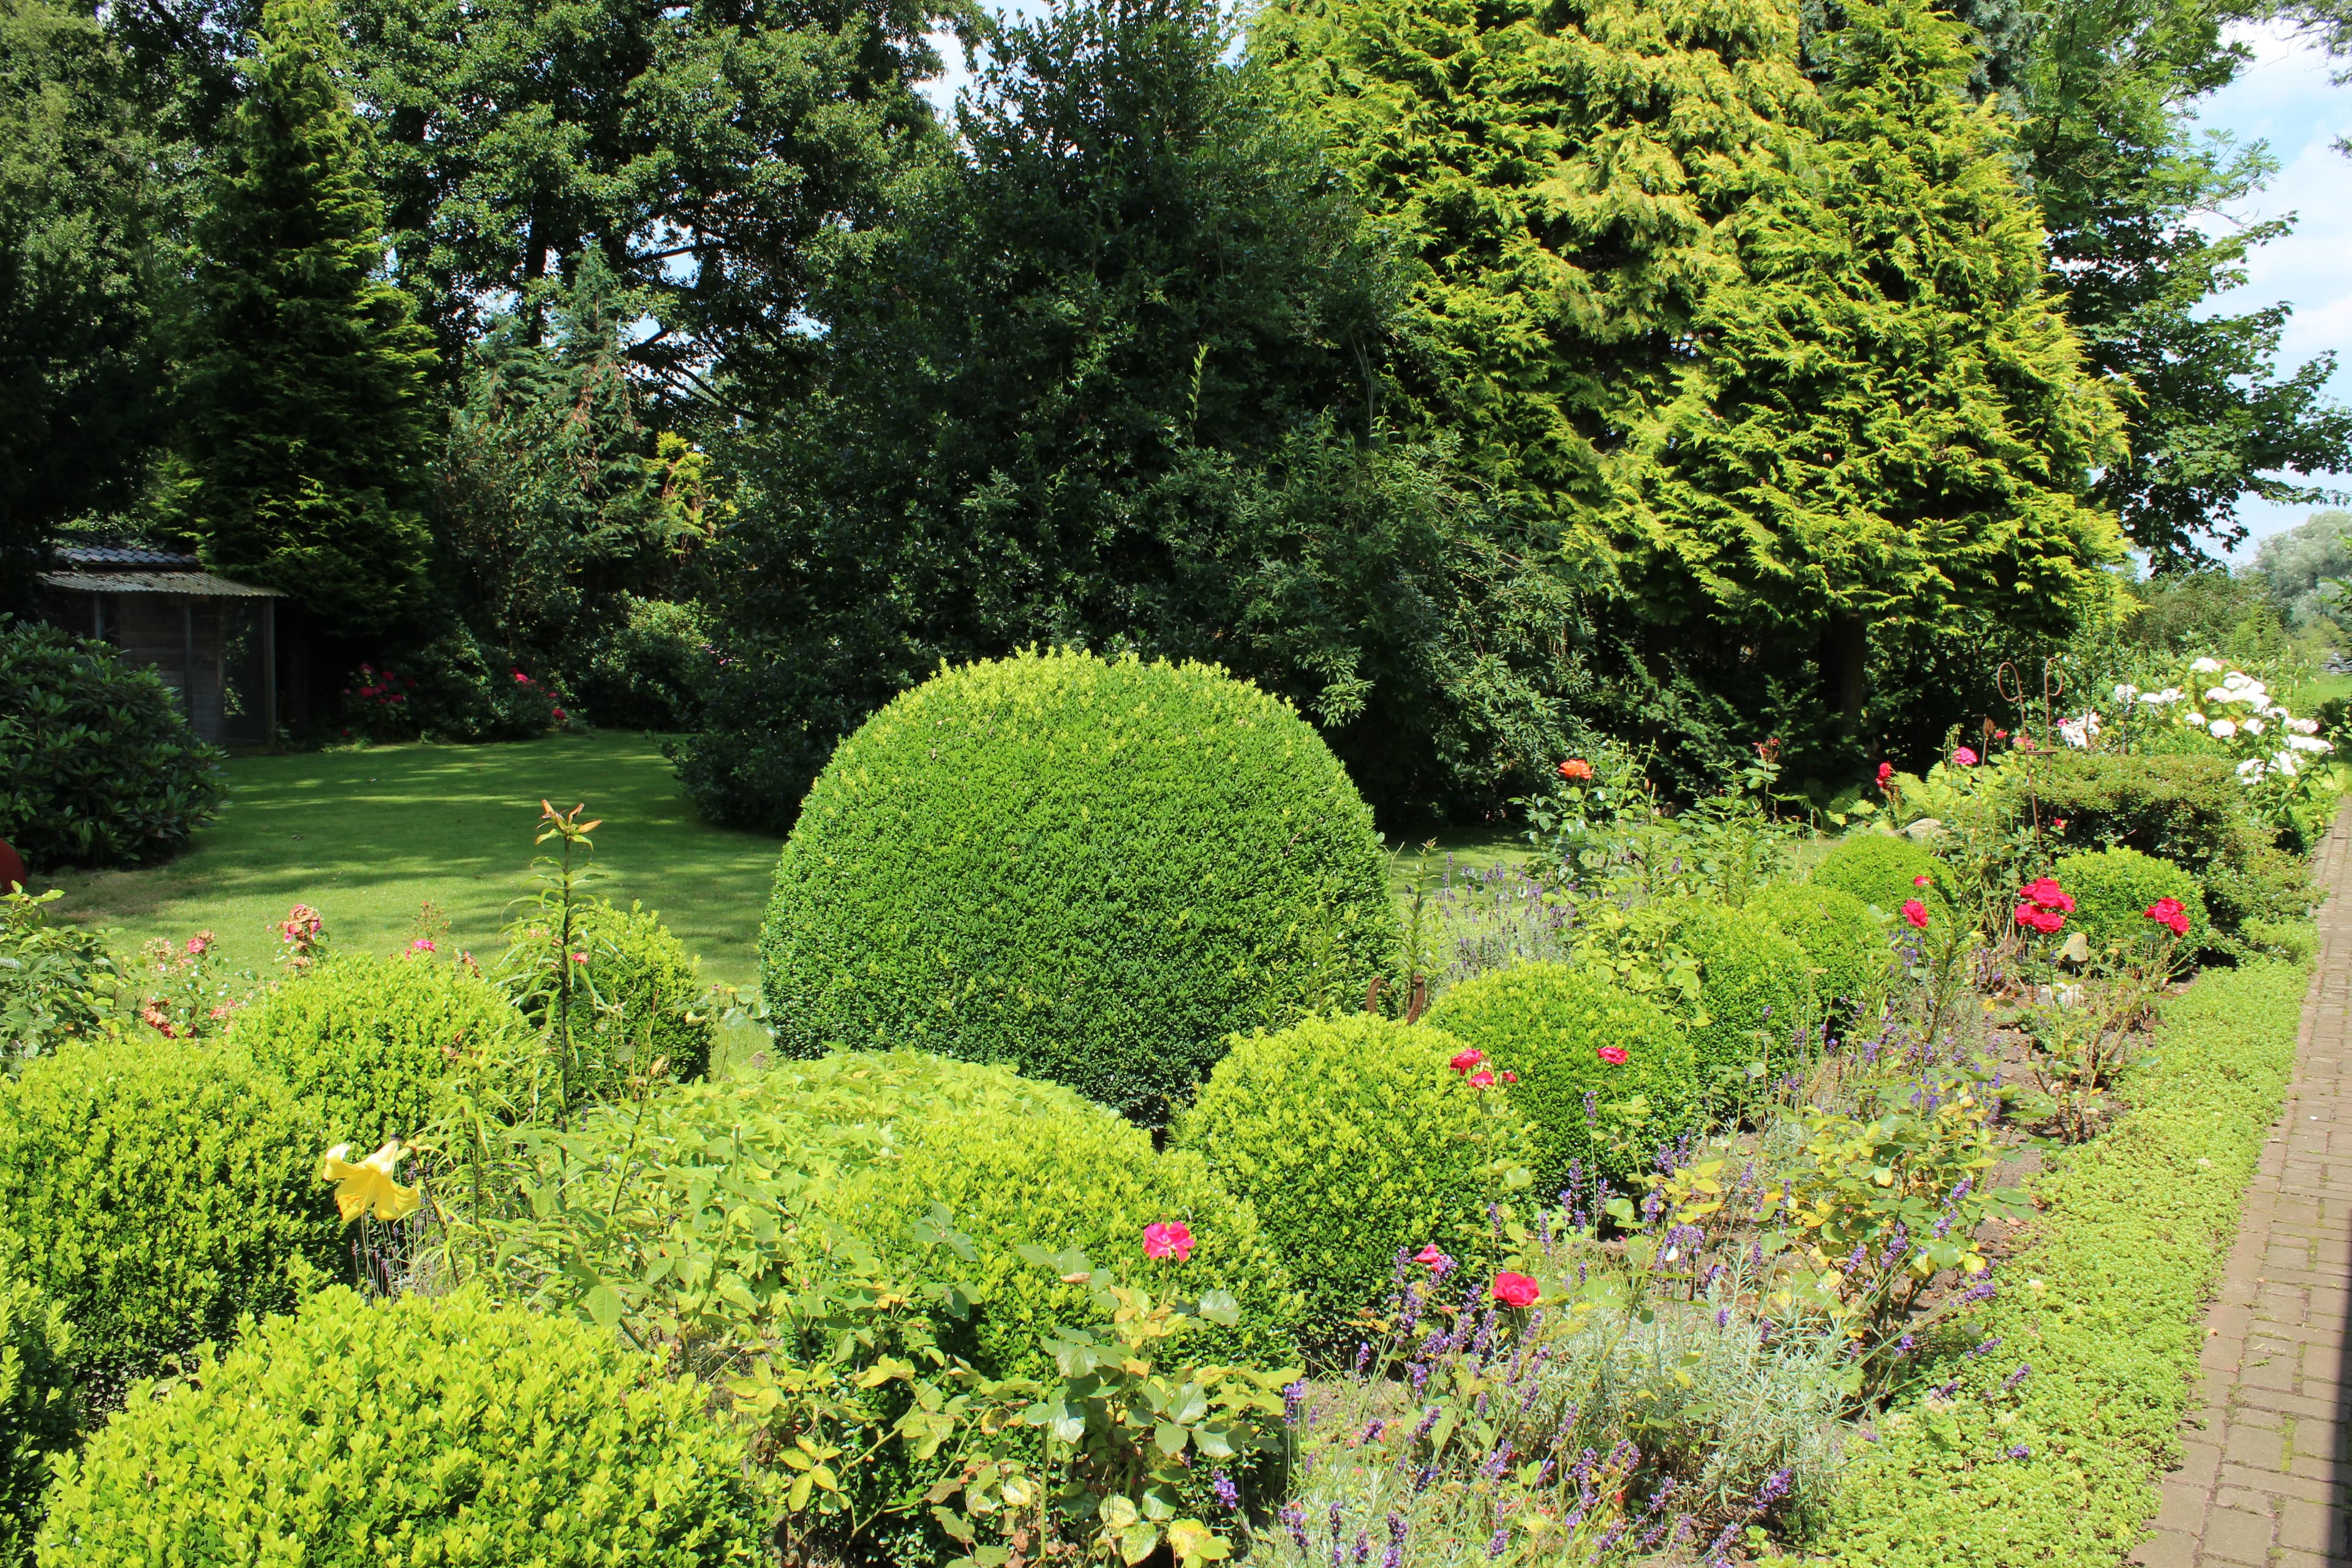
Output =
[
  {"x1": 1491, "y1": 1272, "x2": 1541, "y2": 1308},
  {"x1": 1597, "y1": 1044, "x2": 1628, "y2": 1066},
  {"x1": 1448, "y1": 1048, "x2": 1485, "y2": 1074},
  {"x1": 1901, "y1": 899, "x2": 1929, "y2": 929}
]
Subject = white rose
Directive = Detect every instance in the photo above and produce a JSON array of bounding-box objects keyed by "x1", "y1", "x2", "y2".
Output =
[
  {"x1": 2243, "y1": 717, "x2": 2266, "y2": 736},
  {"x1": 2209, "y1": 719, "x2": 2237, "y2": 739},
  {"x1": 2288, "y1": 717, "x2": 2320, "y2": 734},
  {"x1": 2191, "y1": 657, "x2": 2224, "y2": 673},
  {"x1": 2236, "y1": 756, "x2": 2266, "y2": 780},
  {"x1": 2286, "y1": 734, "x2": 2334, "y2": 753}
]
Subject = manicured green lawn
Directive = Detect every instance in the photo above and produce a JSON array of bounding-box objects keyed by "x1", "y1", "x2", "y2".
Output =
[{"x1": 47, "y1": 732, "x2": 785, "y2": 1012}]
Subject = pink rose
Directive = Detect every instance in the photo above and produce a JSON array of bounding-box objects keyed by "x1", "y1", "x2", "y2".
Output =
[
  {"x1": 1448, "y1": 1048, "x2": 1485, "y2": 1074},
  {"x1": 1953, "y1": 747, "x2": 1979, "y2": 766},
  {"x1": 1414, "y1": 1244, "x2": 1450, "y2": 1272},
  {"x1": 2145, "y1": 897, "x2": 2191, "y2": 938},
  {"x1": 1875, "y1": 762, "x2": 1893, "y2": 789},
  {"x1": 1143, "y1": 1221, "x2": 1194, "y2": 1261},
  {"x1": 1467, "y1": 1068, "x2": 1495, "y2": 1088},
  {"x1": 1597, "y1": 1044, "x2": 1628, "y2": 1066},
  {"x1": 1901, "y1": 899, "x2": 1929, "y2": 929}
]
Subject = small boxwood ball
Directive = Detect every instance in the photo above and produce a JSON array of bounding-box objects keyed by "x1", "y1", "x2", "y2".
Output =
[
  {"x1": 1425, "y1": 962, "x2": 1699, "y2": 1189},
  {"x1": 2051, "y1": 846, "x2": 2211, "y2": 961},
  {"x1": 233, "y1": 951, "x2": 530, "y2": 1148},
  {"x1": 1646, "y1": 899, "x2": 1819, "y2": 1102},
  {"x1": 1174, "y1": 1014, "x2": 1534, "y2": 1344},
  {"x1": 505, "y1": 899, "x2": 716, "y2": 1091},
  {"x1": 1810, "y1": 833, "x2": 1953, "y2": 917},
  {"x1": 0, "y1": 1040, "x2": 342, "y2": 1395},
  {"x1": 760, "y1": 649, "x2": 1393, "y2": 1121},
  {"x1": 36, "y1": 1287, "x2": 758, "y2": 1567},
  {"x1": 1746, "y1": 882, "x2": 1891, "y2": 1023}
]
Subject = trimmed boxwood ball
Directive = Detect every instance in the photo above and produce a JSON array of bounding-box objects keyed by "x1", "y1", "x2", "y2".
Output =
[
  {"x1": 760, "y1": 649, "x2": 1393, "y2": 1120},
  {"x1": 1810, "y1": 832, "x2": 1951, "y2": 916},
  {"x1": 2051, "y1": 846, "x2": 2211, "y2": 961},
  {"x1": 0, "y1": 1039, "x2": 342, "y2": 1395},
  {"x1": 1425, "y1": 962, "x2": 1699, "y2": 1189},
  {"x1": 35, "y1": 1287, "x2": 758, "y2": 1567},
  {"x1": 1, "y1": 1261, "x2": 77, "y2": 1568},
  {"x1": 812, "y1": 1071, "x2": 1302, "y2": 1377},
  {"x1": 1173, "y1": 1014, "x2": 1534, "y2": 1343},
  {"x1": 1648, "y1": 900, "x2": 1819, "y2": 1101},
  {"x1": 234, "y1": 951, "x2": 530, "y2": 1148},
  {"x1": 1746, "y1": 882, "x2": 1891, "y2": 1022},
  {"x1": 505, "y1": 899, "x2": 716, "y2": 1090}
]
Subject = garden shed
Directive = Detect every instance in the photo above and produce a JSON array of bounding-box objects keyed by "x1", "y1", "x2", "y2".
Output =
[{"x1": 37, "y1": 546, "x2": 282, "y2": 745}]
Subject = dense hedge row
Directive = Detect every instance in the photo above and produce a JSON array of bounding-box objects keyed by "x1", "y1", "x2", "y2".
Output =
[{"x1": 1818, "y1": 958, "x2": 2309, "y2": 1567}]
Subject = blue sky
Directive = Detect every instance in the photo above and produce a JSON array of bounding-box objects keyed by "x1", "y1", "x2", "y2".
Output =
[{"x1": 918, "y1": 15, "x2": 2350, "y2": 562}]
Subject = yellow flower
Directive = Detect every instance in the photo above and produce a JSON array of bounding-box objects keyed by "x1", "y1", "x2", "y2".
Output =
[{"x1": 317, "y1": 1139, "x2": 422, "y2": 1225}]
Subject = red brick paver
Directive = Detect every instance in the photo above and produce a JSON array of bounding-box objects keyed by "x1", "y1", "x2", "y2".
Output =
[{"x1": 2134, "y1": 807, "x2": 2352, "y2": 1567}]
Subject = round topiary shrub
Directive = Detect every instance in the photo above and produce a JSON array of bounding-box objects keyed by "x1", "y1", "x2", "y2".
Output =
[
  {"x1": 234, "y1": 952, "x2": 532, "y2": 1149},
  {"x1": 1, "y1": 1261, "x2": 77, "y2": 1568},
  {"x1": 1645, "y1": 900, "x2": 1818, "y2": 1102},
  {"x1": 759, "y1": 648, "x2": 1395, "y2": 1120},
  {"x1": 1425, "y1": 962, "x2": 1699, "y2": 1190},
  {"x1": 0, "y1": 1040, "x2": 342, "y2": 1395},
  {"x1": 509, "y1": 899, "x2": 715, "y2": 1089},
  {"x1": 2051, "y1": 846, "x2": 2211, "y2": 962},
  {"x1": 1174, "y1": 1014, "x2": 1534, "y2": 1343},
  {"x1": 1746, "y1": 883, "x2": 1891, "y2": 1023},
  {"x1": 35, "y1": 1287, "x2": 758, "y2": 1566},
  {"x1": 1809, "y1": 833, "x2": 1951, "y2": 918},
  {"x1": 0, "y1": 617, "x2": 225, "y2": 872},
  {"x1": 815, "y1": 1072, "x2": 1301, "y2": 1376}
]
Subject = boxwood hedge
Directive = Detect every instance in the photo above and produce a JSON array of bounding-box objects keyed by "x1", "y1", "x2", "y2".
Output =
[{"x1": 759, "y1": 649, "x2": 1393, "y2": 1120}]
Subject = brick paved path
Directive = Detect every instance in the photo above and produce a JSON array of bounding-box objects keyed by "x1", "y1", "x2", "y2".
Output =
[{"x1": 2134, "y1": 806, "x2": 2352, "y2": 1568}]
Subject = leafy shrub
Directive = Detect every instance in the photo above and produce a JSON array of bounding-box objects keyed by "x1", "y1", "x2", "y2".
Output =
[
  {"x1": 233, "y1": 951, "x2": 531, "y2": 1148},
  {"x1": 1173, "y1": 1014, "x2": 1532, "y2": 1341},
  {"x1": 0, "y1": 889, "x2": 120, "y2": 1069},
  {"x1": 36, "y1": 1287, "x2": 758, "y2": 1567},
  {"x1": 1826, "y1": 961, "x2": 2306, "y2": 1566},
  {"x1": 2201, "y1": 842, "x2": 2315, "y2": 938},
  {"x1": 571, "y1": 595, "x2": 715, "y2": 731},
  {"x1": 341, "y1": 625, "x2": 565, "y2": 743},
  {"x1": 815, "y1": 1068, "x2": 1301, "y2": 1376},
  {"x1": 1811, "y1": 832, "x2": 1951, "y2": 915},
  {"x1": 1425, "y1": 962, "x2": 1698, "y2": 1188},
  {"x1": 760, "y1": 649, "x2": 1394, "y2": 1121},
  {"x1": 1648, "y1": 899, "x2": 1818, "y2": 1101},
  {"x1": 1, "y1": 1262, "x2": 77, "y2": 1568},
  {"x1": 1746, "y1": 881, "x2": 1890, "y2": 1021},
  {"x1": 2241, "y1": 916, "x2": 2318, "y2": 966},
  {"x1": 0, "y1": 616, "x2": 224, "y2": 872},
  {"x1": 499, "y1": 897, "x2": 714, "y2": 1093},
  {"x1": 2019, "y1": 751, "x2": 2261, "y2": 874},
  {"x1": 2049, "y1": 847, "x2": 2211, "y2": 961},
  {"x1": 0, "y1": 1039, "x2": 341, "y2": 1395}
]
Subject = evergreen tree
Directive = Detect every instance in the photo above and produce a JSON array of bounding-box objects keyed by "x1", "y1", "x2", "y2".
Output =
[
  {"x1": 1627, "y1": 0, "x2": 2125, "y2": 732},
  {"x1": 173, "y1": 0, "x2": 437, "y2": 631},
  {"x1": 0, "y1": 0, "x2": 169, "y2": 573}
]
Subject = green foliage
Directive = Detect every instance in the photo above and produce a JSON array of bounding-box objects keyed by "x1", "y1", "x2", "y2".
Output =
[
  {"x1": 1425, "y1": 961, "x2": 1699, "y2": 1188},
  {"x1": 36, "y1": 1286, "x2": 760, "y2": 1567},
  {"x1": 0, "y1": 1038, "x2": 341, "y2": 1393},
  {"x1": 0, "y1": 887, "x2": 121, "y2": 1066},
  {"x1": 232, "y1": 951, "x2": 529, "y2": 1148},
  {"x1": 1822, "y1": 960, "x2": 2308, "y2": 1566},
  {"x1": 339, "y1": 626, "x2": 566, "y2": 742},
  {"x1": 501, "y1": 897, "x2": 714, "y2": 1090},
  {"x1": 0, "y1": 1259, "x2": 76, "y2": 1568},
  {"x1": 2247, "y1": 510, "x2": 2352, "y2": 630},
  {"x1": 172, "y1": 0, "x2": 437, "y2": 633},
  {"x1": 575, "y1": 594, "x2": 715, "y2": 732},
  {"x1": 0, "y1": 0, "x2": 168, "y2": 560},
  {"x1": 1174, "y1": 1014, "x2": 1533, "y2": 1341},
  {"x1": 1994, "y1": 0, "x2": 2352, "y2": 568},
  {"x1": 1811, "y1": 832, "x2": 1951, "y2": 916},
  {"x1": 2021, "y1": 750, "x2": 2259, "y2": 873},
  {"x1": 1746, "y1": 882, "x2": 1891, "y2": 1020},
  {"x1": 1629, "y1": 0, "x2": 2124, "y2": 657},
  {"x1": 760, "y1": 649, "x2": 1393, "y2": 1121},
  {"x1": 2049, "y1": 847, "x2": 2209, "y2": 962},
  {"x1": 0, "y1": 617, "x2": 224, "y2": 872},
  {"x1": 1648, "y1": 899, "x2": 1819, "y2": 1102}
]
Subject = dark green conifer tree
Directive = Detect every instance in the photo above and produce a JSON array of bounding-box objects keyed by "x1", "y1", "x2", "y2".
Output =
[{"x1": 173, "y1": 0, "x2": 435, "y2": 631}]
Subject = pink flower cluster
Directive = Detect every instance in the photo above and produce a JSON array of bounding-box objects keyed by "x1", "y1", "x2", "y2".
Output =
[
  {"x1": 2014, "y1": 876, "x2": 2074, "y2": 935},
  {"x1": 1447, "y1": 1047, "x2": 1515, "y2": 1088},
  {"x1": 2145, "y1": 897, "x2": 2191, "y2": 938}
]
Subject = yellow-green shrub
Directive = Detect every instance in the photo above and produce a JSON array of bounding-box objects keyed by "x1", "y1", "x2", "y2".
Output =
[
  {"x1": 1, "y1": 1262, "x2": 75, "y2": 1568},
  {"x1": 1174, "y1": 1014, "x2": 1533, "y2": 1342},
  {"x1": 1425, "y1": 962, "x2": 1698, "y2": 1188},
  {"x1": 233, "y1": 952, "x2": 529, "y2": 1148},
  {"x1": 503, "y1": 898, "x2": 716, "y2": 1091},
  {"x1": 0, "y1": 1041, "x2": 341, "y2": 1393},
  {"x1": 1811, "y1": 833, "x2": 1951, "y2": 916},
  {"x1": 2051, "y1": 846, "x2": 2211, "y2": 962},
  {"x1": 1747, "y1": 882, "x2": 1890, "y2": 1023},
  {"x1": 36, "y1": 1287, "x2": 757, "y2": 1566},
  {"x1": 759, "y1": 649, "x2": 1393, "y2": 1121},
  {"x1": 1648, "y1": 899, "x2": 1818, "y2": 1102}
]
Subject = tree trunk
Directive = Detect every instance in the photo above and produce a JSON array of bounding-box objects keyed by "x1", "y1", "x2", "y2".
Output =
[{"x1": 1825, "y1": 615, "x2": 1867, "y2": 737}]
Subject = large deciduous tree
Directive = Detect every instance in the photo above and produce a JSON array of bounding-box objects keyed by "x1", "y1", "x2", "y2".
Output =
[
  {"x1": 679, "y1": 0, "x2": 1608, "y2": 829},
  {"x1": 172, "y1": 0, "x2": 437, "y2": 631}
]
